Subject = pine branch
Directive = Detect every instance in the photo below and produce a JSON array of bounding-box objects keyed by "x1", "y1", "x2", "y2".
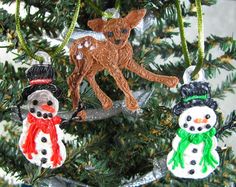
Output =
[
  {"x1": 0, "y1": 177, "x2": 14, "y2": 187},
  {"x1": 216, "y1": 111, "x2": 236, "y2": 139},
  {"x1": 0, "y1": 136, "x2": 27, "y2": 178},
  {"x1": 212, "y1": 73, "x2": 236, "y2": 99}
]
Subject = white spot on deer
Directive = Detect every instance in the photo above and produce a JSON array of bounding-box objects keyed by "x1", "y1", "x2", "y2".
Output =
[
  {"x1": 89, "y1": 46, "x2": 96, "y2": 50},
  {"x1": 77, "y1": 44, "x2": 83, "y2": 49},
  {"x1": 84, "y1": 40, "x2": 91, "y2": 48},
  {"x1": 76, "y1": 52, "x2": 83, "y2": 60}
]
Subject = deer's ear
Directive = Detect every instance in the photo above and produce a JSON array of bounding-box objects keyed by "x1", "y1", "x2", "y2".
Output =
[
  {"x1": 88, "y1": 18, "x2": 105, "y2": 32},
  {"x1": 125, "y1": 9, "x2": 146, "y2": 28}
]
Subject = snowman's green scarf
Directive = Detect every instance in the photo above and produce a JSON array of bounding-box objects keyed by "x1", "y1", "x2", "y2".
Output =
[{"x1": 168, "y1": 128, "x2": 218, "y2": 173}]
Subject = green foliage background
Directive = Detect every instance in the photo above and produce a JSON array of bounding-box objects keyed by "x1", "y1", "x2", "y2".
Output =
[{"x1": 0, "y1": 0, "x2": 235, "y2": 186}]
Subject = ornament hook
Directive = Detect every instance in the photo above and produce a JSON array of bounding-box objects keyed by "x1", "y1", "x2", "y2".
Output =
[
  {"x1": 183, "y1": 65, "x2": 205, "y2": 84},
  {"x1": 30, "y1": 51, "x2": 51, "y2": 65},
  {"x1": 102, "y1": 8, "x2": 120, "y2": 20}
]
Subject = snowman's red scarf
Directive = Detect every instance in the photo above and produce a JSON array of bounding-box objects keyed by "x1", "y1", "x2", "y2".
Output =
[{"x1": 22, "y1": 113, "x2": 62, "y2": 167}]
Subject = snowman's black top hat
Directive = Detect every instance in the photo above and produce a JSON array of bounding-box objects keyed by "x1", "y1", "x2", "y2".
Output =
[
  {"x1": 22, "y1": 64, "x2": 61, "y2": 100},
  {"x1": 173, "y1": 81, "x2": 217, "y2": 116}
]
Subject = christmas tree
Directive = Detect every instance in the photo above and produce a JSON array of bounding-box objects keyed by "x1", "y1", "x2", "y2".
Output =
[{"x1": 0, "y1": 0, "x2": 236, "y2": 186}]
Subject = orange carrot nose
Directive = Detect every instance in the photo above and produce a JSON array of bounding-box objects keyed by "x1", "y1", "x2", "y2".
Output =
[
  {"x1": 194, "y1": 118, "x2": 208, "y2": 123},
  {"x1": 202, "y1": 118, "x2": 208, "y2": 123},
  {"x1": 41, "y1": 104, "x2": 55, "y2": 113}
]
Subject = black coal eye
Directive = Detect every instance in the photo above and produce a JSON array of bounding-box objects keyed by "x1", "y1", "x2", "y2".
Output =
[
  {"x1": 186, "y1": 116, "x2": 192, "y2": 121},
  {"x1": 205, "y1": 114, "x2": 210, "y2": 119},
  {"x1": 107, "y1": 31, "x2": 114, "y2": 37},
  {"x1": 32, "y1": 100, "x2": 38, "y2": 105},
  {"x1": 47, "y1": 100, "x2": 53, "y2": 106},
  {"x1": 121, "y1": 28, "x2": 128, "y2": 34}
]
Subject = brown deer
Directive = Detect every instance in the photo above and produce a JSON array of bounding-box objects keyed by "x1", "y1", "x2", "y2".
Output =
[{"x1": 68, "y1": 9, "x2": 179, "y2": 112}]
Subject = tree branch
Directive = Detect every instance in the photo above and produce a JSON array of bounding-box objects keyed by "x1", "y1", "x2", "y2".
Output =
[
  {"x1": 122, "y1": 157, "x2": 167, "y2": 187},
  {"x1": 9, "y1": 89, "x2": 154, "y2": 124},
  {"x1": 216, "y1": 111, "x2": 236, "y2": 138}
]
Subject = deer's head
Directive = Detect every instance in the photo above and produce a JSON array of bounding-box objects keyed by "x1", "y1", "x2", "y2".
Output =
[{"x1": 88, "y1": 9, "x2": 146, "y2": 49}]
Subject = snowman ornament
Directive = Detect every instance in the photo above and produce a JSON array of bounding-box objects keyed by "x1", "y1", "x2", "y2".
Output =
[
  {"x1": 19, "y1": 61, "x2": 66, "y2": 169},
  {"x1": 167, "y1": 66, "x2": 219, "y2": 179}
]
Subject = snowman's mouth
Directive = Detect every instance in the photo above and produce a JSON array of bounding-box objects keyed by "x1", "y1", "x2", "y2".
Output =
[{"x1": 41, "y1": 105, "x2": 55, "y2": 113}]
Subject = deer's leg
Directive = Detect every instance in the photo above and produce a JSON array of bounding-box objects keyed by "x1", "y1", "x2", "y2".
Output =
[
  {"x1": 86, "y1": 72, "x2": 113, "y2": 110},
  {"x1": 67, "y1": 67, "x2": 81, "y2": 109},
  {"x1": 126, "y1": 59, "x2": 179, "y2": 87},
  {"x1": 107, "y1": 65, "x2": 139, "y2": 111},
  {"x1": 68, "y1": 56, "x2": 94, "y2": 109}
]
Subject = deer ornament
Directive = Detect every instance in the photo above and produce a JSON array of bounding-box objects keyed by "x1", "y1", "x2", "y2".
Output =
[{"x1": 69, "y1": 9, "x2": 179, "y2": 112}]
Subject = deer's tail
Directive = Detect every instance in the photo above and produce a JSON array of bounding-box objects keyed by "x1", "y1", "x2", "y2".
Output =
[
  {"x1": 69, "y1": 40, "x2": 82, "y2": 70},
  {"x1": 69, "y1": 36, "x2": 98, "y2": 69}
]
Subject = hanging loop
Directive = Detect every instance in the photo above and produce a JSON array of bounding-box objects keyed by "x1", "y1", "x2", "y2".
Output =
[
  {"x1": 175, "y1": 0, "x2": 205, "y2": 78},
  {"x1": 15, "y1": 0, "x2": 81, "y2": 62},
  {"x1": 191, "y1": 0, "x2": 204, "y2": 77},
  {"x1": 51, "y1": 0, "x2": 81, "y2": 58},
  {"x1": 15, "y1": 0, "x2": 44, "y2": 63},
  {"x1": 183, "y1": 66, "x2": 205, "y2": 84},
  {"x1": 175, "y1": 0, "x2": 191, "y2": 67}
]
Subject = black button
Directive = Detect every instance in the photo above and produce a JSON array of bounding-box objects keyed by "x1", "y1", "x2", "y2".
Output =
[
  {"x1": 30, "y1": 108, "x2": 35, "y2": 113},
  {"x1": 43, "y1": 113, "x2": 48, "y2": 119},
  {"x1": 47, "y1": 100, "x2": 53, "y2": 106},
  {"x1": 198, "y1": 127, "x2": 202, "y2": 131},
  {"x1": 183, "y1": 123, "x2": 188, "y2": 128},
  {"x1": 187, "y1": 116, "x2": 192, "y2": 121},
  {"x1": 190, "y1": 160, "x2": 196, "y2": 165},
  {"x1": 41, "y1": 149, "x2": 47, "y2": 155},
  {"x1": 48, "y1": 113, "x2": 53, "y2": 118},
  {"x1": 41, "y1": 158, "x2": 47, "y2": 164},
  {"x1": 189, "y1": 169, "x2": 195, "y2": 174},
  {"x1": 32, "y1": 100, "x2": 38, "y2": 105},
  {"x1": 37, "y1": 111, "x2": 42, "y2": 117},
  {"x1": 41, "y1": 137, "x2": 47, "y2": 143},
  {"x1": 190, "y1": 126, "x2": 195, "y2": 131},
  {"x1": 192, "y1": 148, "x2": 198, "y2": 153},
  {"x1": 205, "y1": 114, "x2": 210, "y2": 119},
  {"x1": 206, "y1": 124, "x2": 211, "y2": 129}
]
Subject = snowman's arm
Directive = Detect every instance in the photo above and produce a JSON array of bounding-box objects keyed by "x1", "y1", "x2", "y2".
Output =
[
  {"x1": 212, "y1": 136, "x2": 218, "y2": 149},
  {"x1": 59, "y1": 102, "x2": 85, "y2": 129},
  {"x1": 172, "y1": 134, "x2": 181, "y2": 151},
  {"x1": 16, "y1": 105, "x2": 23, "y2": 122}
]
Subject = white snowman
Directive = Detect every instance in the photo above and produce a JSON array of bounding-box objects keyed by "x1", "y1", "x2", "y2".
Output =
[
  {"x1": 19, "y1": 64, "x2": 66, "y2": 168},
  {"x1": 167, "y1": 80, "x2": 219, "y2": 179}
]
